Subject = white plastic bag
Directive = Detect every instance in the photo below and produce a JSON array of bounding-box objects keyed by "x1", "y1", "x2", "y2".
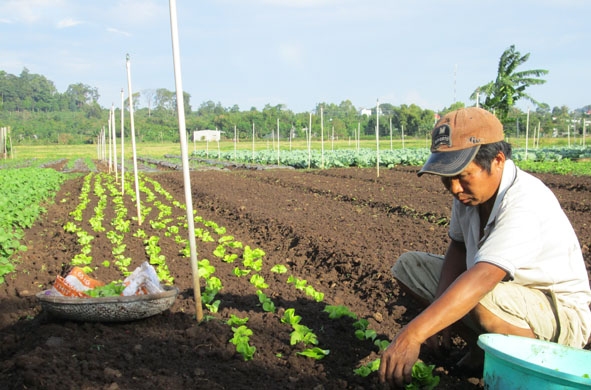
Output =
[{"x1": 122, "y1": 262, "x2": 165, "y2": 296}]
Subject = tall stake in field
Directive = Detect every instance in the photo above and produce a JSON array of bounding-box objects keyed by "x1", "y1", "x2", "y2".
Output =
[
  {"x1": 307, "y1": 112, "x2": 312, "y2": 169},
  {"x1": 525, "y1": 107, "x2": 530, "y2": 160},
  {"x1": 120, "y1": 89, "x2": 125, "y2": 195},
  {"x1": 108, "y1": 115, "x2": 112, "y2": 173},
  {"x1": 252, "y1": 122, "x2": 255, "y2": 162},
  {"x1": 376, "y1": 99, "x2": 380, "y2": 177},
  {"x1": 168, "y1": 0, "x2": 203, "y2": 322},
  {"x1": 111, "y1": 105, "x2": 118, "y2": 183},
  {"x1": 234, "y1": 125, "x2": 237, "y2": 161},
  {"x1": 389, "y1": 117, "x2": 393, "y2": 151},
  {"x1": 320, "y1": 106, "x2": 325, "y2": 169},
  {"x1": 125, "y1": 54, "x2": 142, "y2": 225},
  {"x1": 276, "y1": 118, "x2": 280, "y2": 165}
]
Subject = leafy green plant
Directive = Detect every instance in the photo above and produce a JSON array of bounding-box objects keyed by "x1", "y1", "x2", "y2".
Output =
[
  {"x1": 256, "y1": 290, "x2": 276, "y2": 313},
  {"x1": 226, "y1": 314, "x2": 249, "y2": 327},
  {"x1": 354, "y1": 358, "x2": 381, "y2": 377},
  {"x1": 232, "y1": 267, "x2": 251, "y2": 277},
  {"x1": 405, "y1": 361, "x2": 440, "y2": 390},
  {"x1": 270, "y1": 264, "x2": 288, "y2": 274},
  {"x1": 229, "y1": 325, "x2": 256, "y2": 361},
  {"x1": 353, "y1": 318, "x2": 377, "y2": 341},
  {"x1": 324, "y1": 304, "x2": 358, "y2": 320},
  {"x1": 297, "y1": 347, "x2": 330, "y2": 360},
  {"x1": 86, "y1": 281, "x2": 125, "y2": 297},
  {"x1": 249, "y1": 274, "x2": 268, "y2": 289},
  {"x1": 243, "y1": 245, "x2": 264, "y2": 271}
]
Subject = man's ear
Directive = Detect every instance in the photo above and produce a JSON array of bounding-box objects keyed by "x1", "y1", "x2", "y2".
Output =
[{"x1": 494, "y1": 151, "x2": 506, "y2": 171}]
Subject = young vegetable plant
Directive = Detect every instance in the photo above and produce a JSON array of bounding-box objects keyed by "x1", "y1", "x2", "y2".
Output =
[
  {"x1": 256, "y1": 290, "x2": 276, "y2": 313},
  {"x1": 281, "y1": 308, "x2": 320, "y2": 347},
  {"x1": 297, "y1": 347, "x2": 330, "y2": 360},
  {"x1": 287, "y1": 275, "x2": 324, "y2": 302},
  {"x1": 323, "y1": 304, "x2": 357, "y2": 320},
  {"x1": 242, "y1": 245, "x2": 264, "y2": 271},
  {"x1": 353, "y1": 359, "x2": 440, "y2": 390},
  {"x1": 229, "y1": 325, "x2": 256, "y2": 361},
  {"x1": 405, "y1": 361, "x2": 440, "y2": 390}
]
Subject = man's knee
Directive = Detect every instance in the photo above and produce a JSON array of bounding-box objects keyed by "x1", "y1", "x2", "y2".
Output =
[{"x1": 391, "y1": 251, "x2": 416, "y2": 279}]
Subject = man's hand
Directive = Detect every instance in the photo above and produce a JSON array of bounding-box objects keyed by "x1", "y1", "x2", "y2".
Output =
[{"x1": 378, "y1": 329, "x2": 422, "y2": 388}]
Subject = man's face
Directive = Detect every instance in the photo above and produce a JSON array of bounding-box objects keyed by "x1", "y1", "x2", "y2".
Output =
[{"x1": 440, "y1": 158, "x2": 504, "y2": 207}]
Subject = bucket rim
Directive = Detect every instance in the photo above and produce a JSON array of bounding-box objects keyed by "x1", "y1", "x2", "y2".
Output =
[{"x1": 477, "y1": 333, "x2": 591, "y2": 386}]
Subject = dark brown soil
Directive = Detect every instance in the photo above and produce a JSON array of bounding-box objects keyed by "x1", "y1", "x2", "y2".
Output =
[{"x1": 1, "y1": 161, "x2": 590, "y2": 390}]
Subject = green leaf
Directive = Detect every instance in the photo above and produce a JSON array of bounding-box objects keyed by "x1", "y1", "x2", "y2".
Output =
[{"x1": 297, "y1": 347, "x2": 329, "y2": 360}]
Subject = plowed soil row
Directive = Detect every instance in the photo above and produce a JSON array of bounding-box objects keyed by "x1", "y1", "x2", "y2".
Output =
[{"x1": 1, "y1": 164, "x2": 590, "y2": 390}]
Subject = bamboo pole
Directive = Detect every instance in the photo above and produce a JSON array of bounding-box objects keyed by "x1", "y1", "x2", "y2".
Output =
[
  {"x1": 108, "y1": 111, "x2": 112, "y2": 173},
  {"x1": 320, "y1": 107, "x2": 324, "y2": 169},
  {"x1": 168, "y1": 0, "x2": 203, "y2": 322},
  {"x1": 525, "y1": 108, "x2": 530, "y2": 160},
  {"x1": 308, "y1": 113, "x2": 312, "y2": 169},
  {"x1": 111, "y1": 105, "x2": 118, "y2": 182},
  {"x1": 120, "y1": 89, "x2": 125, "y2": 195},
  {"x1": 376, "y1": 99, "x2": 380, "y2": 177},
  {"x1": 125, "y1": 54, "x2": 142, "y2": 225}
]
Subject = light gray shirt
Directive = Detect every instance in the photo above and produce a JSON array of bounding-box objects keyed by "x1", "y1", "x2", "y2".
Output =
[{"x1": 448, "y1": 159, "x2": 591, "y2": 337}]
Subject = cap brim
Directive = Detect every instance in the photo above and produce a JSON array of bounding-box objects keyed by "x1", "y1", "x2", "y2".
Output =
[{"x1": 418, "y1": 145, "x2": 480, "y2": 177}]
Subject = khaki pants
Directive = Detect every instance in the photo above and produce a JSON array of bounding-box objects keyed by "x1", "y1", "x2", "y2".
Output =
[{"x1": 392, "y1": 251, "x2": 587, "y2": 348}]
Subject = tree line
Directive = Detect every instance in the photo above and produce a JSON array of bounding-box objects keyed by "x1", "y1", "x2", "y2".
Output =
[{"x1": 1, "y1": 45, "x2": 590, "y2": 145}]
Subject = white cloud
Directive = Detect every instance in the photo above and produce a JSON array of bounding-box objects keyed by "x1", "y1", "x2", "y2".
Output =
[
  {"x1": 107, "y1": 27, "x2": 131, "y2": 37},
  {"x1": 57, "y1": 18, "x2": 83, "y2": 28},
  {"x1": 0, "y1": 0, "x2": 68, "y2": 24}
]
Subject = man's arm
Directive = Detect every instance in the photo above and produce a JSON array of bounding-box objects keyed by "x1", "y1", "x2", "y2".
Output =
[{"x1": 379, "y1": 260, "x2": 507, "y2": 387}]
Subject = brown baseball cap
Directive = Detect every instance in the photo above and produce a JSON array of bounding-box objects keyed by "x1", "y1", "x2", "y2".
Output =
[{"x1": 418, "y1": 107, "x2": 504, "y2": 176}]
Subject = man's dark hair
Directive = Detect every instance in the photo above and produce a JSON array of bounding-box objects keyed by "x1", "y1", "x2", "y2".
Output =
[{"x1": 473, "y1": 141, "x2": 512, "y2": 173}]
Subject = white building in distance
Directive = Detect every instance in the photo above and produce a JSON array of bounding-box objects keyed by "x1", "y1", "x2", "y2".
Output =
[{"x1": 193, "y1": 129, "x2": 222, "y2": 142}]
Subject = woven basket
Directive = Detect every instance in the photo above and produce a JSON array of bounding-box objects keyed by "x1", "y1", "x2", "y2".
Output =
[{"x1": 36, "y1": 286, "x2": 179, "y2": 322}]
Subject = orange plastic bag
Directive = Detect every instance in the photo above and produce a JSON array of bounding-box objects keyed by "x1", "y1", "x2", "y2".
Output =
[{"x1": 51, "y1": 267, "x2": 105, "y2": 297}]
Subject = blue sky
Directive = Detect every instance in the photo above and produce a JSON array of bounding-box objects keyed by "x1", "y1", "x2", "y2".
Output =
[{"x1": 1, "y1": 0, "x2": 590, "y2": 113}]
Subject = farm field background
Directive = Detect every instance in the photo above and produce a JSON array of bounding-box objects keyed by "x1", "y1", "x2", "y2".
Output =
[{"x1": 0, "y1": 145, "x2": 590, "y2": 389}]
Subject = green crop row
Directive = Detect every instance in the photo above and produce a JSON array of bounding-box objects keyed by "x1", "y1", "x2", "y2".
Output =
[
  {"x1": 0, "y1": 167, "x2": 65, "y2": 283},
  {"x1": 181, "y1": 146, "x2": 591, "y2": 175}
]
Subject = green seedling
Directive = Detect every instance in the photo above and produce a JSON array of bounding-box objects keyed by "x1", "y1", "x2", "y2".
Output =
[
  {"x1": 324, "y1": 304, "x2": 358, "y2": 320},
  {"x1": 86, "y1": 281, "x2": 125, "y2": 297},
  {"x1": 354, "y1": 358, "x2": 381, "y2": 377},
  {"x1": 290, "y1": 323, "x2": 318, "y2": 346},
  {"x1": 405, "y1": 361, "x2": 440, "y2": 390},
  {"x1": 233, "y1": 267, "x2": 251, "y2": 277},
  {"x1": 270, "y1": 264, "x2": 288, "y2": 274},
  {"x1": 250, "y1": 274, "x2": 268, "y2": 289},
  {"x1": 197, "y1": 259, "x2": 216, "y2": 279},
  {"x1": 226, "y1": 314, "x2": 249, "y2": 326},
  {"x1": 297, "y1": 347, "x2": 329, "y2": 360},
  {"x1": 256, "y1": 290, "x2": 276, "y2": 313},
  {"x1": 229, "y1": 325, "x2": 256, "y2": 361}
]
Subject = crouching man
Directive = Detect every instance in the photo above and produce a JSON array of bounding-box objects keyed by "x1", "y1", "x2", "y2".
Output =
[{"x1": 379, "y1": 107, "x2": 591, "y2": 387}]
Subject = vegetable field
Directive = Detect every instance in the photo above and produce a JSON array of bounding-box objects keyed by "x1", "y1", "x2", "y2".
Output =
[{"x1": 0, "y1": 160, "x2": 590, "y2": 389}]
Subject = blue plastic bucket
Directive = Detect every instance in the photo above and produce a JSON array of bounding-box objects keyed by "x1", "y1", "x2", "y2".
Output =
[{"x1": 477, "y1": 334, "x2": 591, "y2": 389}]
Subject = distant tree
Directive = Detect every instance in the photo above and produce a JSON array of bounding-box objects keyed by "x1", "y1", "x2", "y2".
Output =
[
  {"x1": 142, "y1": 89, "x2": 156, "y2": 116},
  {"x1": 470, "y1": 45, "x2": 548, "y2": 121},
  {"x1": 154, "y1": 88, "x2": 175, "y2": 112},
  {"x1": 63, "y1": 83, "x2": 99, "y2": 110}
]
